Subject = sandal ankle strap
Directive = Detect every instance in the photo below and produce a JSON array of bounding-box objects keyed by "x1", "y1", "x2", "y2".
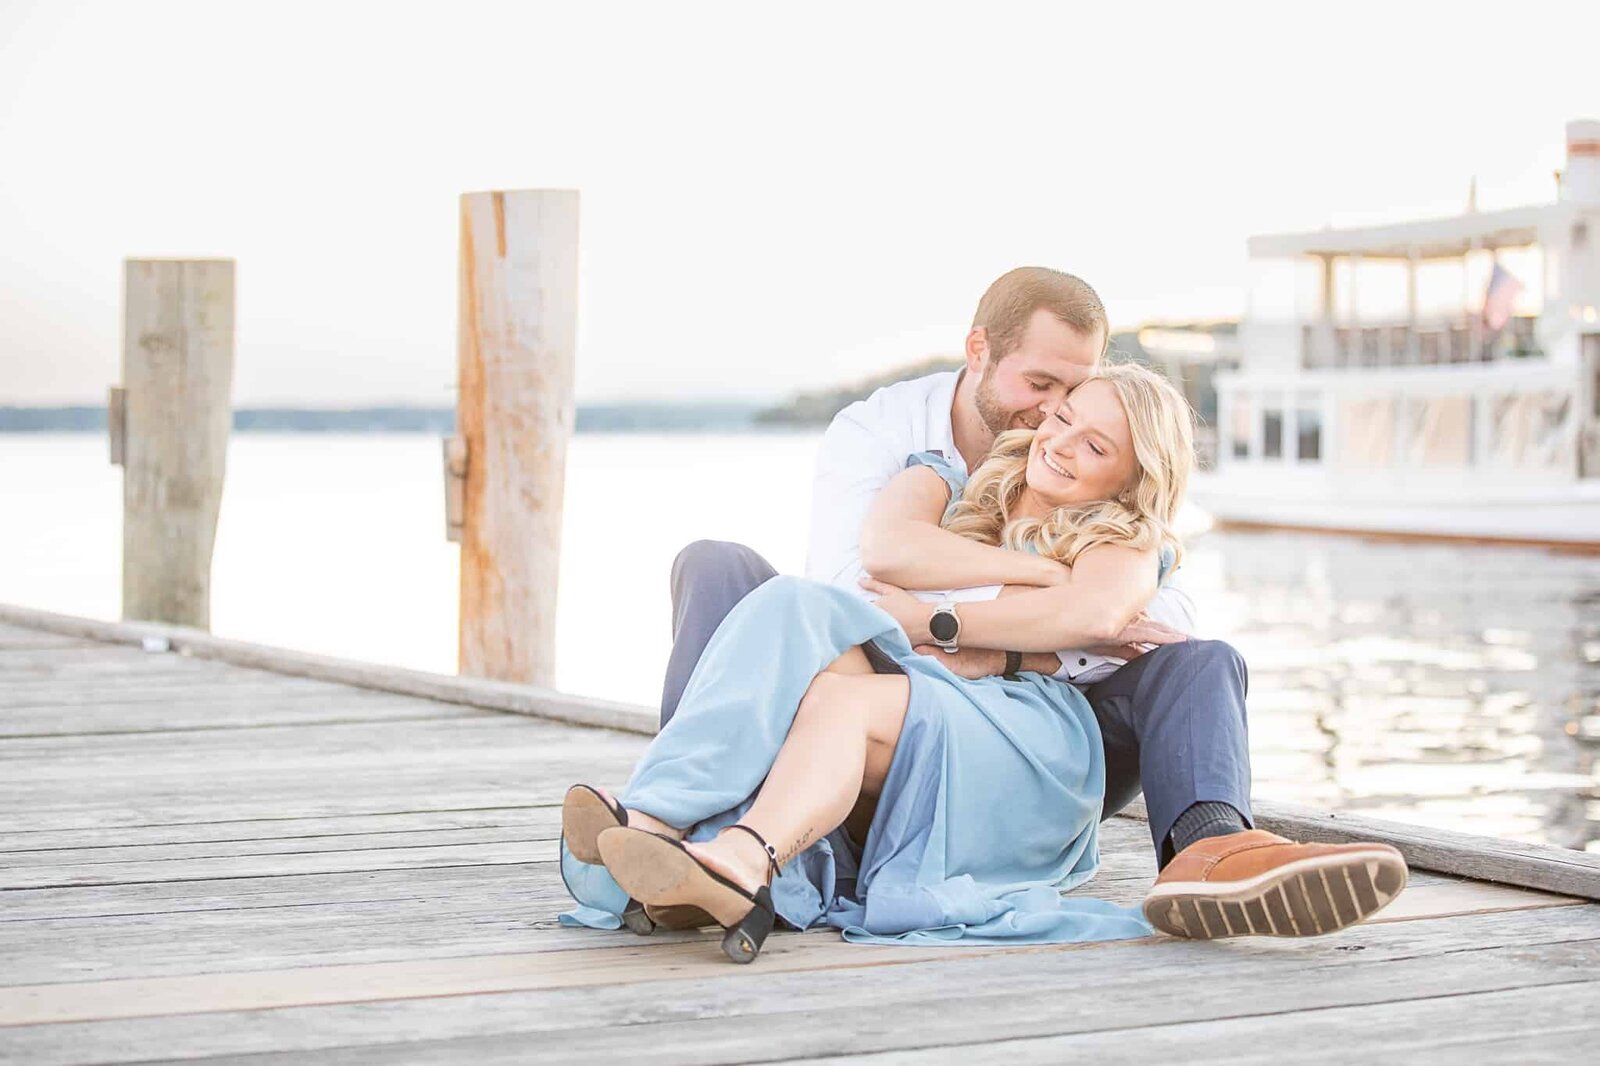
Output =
[{"x1": 726, "y1": 824, "x2": 782, "y2": 881}]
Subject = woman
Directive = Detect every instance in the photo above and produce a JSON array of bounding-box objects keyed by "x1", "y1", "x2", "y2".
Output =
[{"x1": 560, "y1": 362, "x2": 1193, "y2": 963}]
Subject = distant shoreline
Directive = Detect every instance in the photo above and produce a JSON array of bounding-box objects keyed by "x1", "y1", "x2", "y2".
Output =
[
  {"x1": 2, "y1": 329, "x2": 1216, "y2": 435},
  {"x1": 0, "y1": 403, "x2": 802, "y2": 435}
]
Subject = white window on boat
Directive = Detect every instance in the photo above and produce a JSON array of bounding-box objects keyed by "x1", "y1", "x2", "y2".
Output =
[
  {"x1": 1262, "y1": 397, "x2": 1285, "y2": 460},
  {"x1": 1230, "y1": 393, "x2": 1252, "y2": 459},
  {"x1": 1487, "y1": 393, "x2": 1573, "y2": 471},
  {"x1": 1295, "y1": 393, "x2": 1322, "y2": 462},
  {"x1": 1404, "y1": 396, "x2": 1474, "y2": 467},
  {"x1": 1339, "y1": 396, "x2": 1396, "y2": 467}
]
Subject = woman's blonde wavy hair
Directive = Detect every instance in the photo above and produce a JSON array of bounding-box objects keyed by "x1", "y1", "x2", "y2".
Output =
[{"x1": 943, "y1": 361, "x2": 1195, "y2": 570}]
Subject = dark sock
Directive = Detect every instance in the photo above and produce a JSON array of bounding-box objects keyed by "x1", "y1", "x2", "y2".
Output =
[{"x1": 1162, "y1": 801, "x2": 1249, "y2": 866}]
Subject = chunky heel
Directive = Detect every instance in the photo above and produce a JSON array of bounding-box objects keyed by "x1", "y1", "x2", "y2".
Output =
[
  {"x1": 720, "y1": 886, "x2": 776, "y2": 963},
  {"x1": 620, "y1": 899, "x2": 657, "y2": 937}
]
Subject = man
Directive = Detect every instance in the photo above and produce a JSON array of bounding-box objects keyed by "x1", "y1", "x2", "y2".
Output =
[{"x1": 661, "y1": 267, "x2": 1406, "y2": 939}]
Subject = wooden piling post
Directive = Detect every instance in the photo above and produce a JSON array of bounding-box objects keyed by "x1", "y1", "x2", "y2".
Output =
[
  {"x1": 114, "y1": 259, "x2": 236, "y2": 629},
  {"x1": 452, "y1": 190, "x2": 579, "y2": 685}
]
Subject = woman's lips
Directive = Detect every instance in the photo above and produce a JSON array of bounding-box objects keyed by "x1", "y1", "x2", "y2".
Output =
[{"x1": 1041, "y1": 452, "x2": 1073, "y2": 479}]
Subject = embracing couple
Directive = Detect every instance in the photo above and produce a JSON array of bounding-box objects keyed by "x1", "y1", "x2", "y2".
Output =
[{"x1": 560, "y1": 267, "x2": 1409, "y2": 964}]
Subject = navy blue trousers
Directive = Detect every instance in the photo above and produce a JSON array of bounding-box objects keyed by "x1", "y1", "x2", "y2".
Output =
[{"x1": 659, "y1": 540, "x2": 1254, "y2": 862}]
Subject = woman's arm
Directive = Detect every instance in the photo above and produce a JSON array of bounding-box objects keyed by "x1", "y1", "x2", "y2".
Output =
[
  {"x1": 865, "y1": 543, "x2": 1159, "y2": 652},
  {"x1": 858, "y1": 466, "x2": 1066, "y2": 590}
]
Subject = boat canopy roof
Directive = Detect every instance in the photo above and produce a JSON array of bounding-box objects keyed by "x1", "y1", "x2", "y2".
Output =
[{"x1": 1248, "y1": 203, "x2": 1570, "y2": 261}]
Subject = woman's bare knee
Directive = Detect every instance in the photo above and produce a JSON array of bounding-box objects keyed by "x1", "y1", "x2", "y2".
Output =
[{"x1": 795, "y1": 671, "x2": 858, "y2": 728}]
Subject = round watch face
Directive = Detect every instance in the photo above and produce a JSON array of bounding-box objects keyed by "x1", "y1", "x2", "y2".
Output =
[{"x1": 929, "y1": 609, "x2": 959, "y2": 643}]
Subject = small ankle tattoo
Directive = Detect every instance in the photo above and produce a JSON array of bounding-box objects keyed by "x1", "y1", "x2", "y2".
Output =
[{"x1": 779, "y1": 828, "x2": 814, "y2": 866}]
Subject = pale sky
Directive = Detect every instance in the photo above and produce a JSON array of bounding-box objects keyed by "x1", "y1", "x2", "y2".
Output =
[{"x1": 2, "y1": 0, "x2": 1597, "y2": 405}]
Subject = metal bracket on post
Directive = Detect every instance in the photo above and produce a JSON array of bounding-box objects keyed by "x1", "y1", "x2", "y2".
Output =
[
  {"x1": 443, "y1": 435, "x2": 468, "y2": 543},
  {"x1": 108, "y1": 386, "x2": 127, "y2": 466}
]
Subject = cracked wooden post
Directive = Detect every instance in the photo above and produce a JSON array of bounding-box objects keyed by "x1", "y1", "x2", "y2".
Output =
[
  {"x1": 454, "y1": 190, "x2": 579, "y2": 685},
  {"x1": 115, "y1": 258, "x2": 236, "y2": 629}
]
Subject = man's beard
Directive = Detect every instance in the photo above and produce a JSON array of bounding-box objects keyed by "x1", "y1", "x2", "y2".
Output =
[{"x1": 974, "y1": 365, "x2": 1040, "y2": 438}]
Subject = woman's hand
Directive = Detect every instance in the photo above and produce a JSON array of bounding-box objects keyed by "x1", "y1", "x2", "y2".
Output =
[{"x1": 859, "y1": 576, "x2": 933, "y2": 644}]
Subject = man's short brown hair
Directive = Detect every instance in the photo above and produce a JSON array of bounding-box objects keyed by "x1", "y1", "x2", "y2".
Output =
[{"x1": 972, "y1": 267, "x2": 1109, "y2": 361}]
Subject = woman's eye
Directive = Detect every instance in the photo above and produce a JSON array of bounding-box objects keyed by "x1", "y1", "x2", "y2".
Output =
[
  {"x1": 1089, "y1": 443, "x2": 1104, "y2": 457},
  {"x1": 1031, "y1": 381, "x2": 1051, "y2": 392}
]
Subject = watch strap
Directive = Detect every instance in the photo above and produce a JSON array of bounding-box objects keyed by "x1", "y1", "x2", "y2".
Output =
[{"x1": 1003, "y1": 650, "x2": 1022, "y2": 679}]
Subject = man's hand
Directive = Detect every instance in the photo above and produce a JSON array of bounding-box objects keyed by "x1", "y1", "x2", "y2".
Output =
[
  {"x1": 1086, "y1": 612, "x2": 1189, "y2": 661},
  {"x1": 912, "y1": 644, "x2": 1006, "y2": 679}
]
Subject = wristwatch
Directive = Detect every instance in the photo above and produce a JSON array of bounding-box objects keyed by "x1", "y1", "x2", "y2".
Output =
[{"x1": 928, "y1": 601, "x2": 961, "y2": 653}]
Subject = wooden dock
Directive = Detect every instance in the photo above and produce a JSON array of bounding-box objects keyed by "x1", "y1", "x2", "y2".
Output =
[{"x1": 3, "y1": 607, "x2": 1599, "y2": 1064}]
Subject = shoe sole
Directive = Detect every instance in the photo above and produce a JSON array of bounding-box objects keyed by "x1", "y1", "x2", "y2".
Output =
[
  {"x1": 1142, "y1": 849, "x2": 1408, "y2": 939},
  {"x1": 598, "y1": 828, "x2": 757, "y2": 930},
  {"x1": 561, "y1": 785, "x2": 619, "y2": 866},
  {"x1": 647, "y1": 903, "x2": 717, "y2": 931}
]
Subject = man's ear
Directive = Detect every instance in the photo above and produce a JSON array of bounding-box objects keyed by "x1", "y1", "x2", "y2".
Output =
[{"x1": 964, "y1": 328, "x2": 988, "y2": 374}]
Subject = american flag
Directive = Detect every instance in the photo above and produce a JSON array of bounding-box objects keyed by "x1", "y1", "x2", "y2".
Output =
[{"x1": 1481, "y1": 262, "x2": 1524, "y2": 332}]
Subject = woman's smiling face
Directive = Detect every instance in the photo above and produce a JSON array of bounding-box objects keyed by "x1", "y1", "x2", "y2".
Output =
[{"x1": 1025, "y1": 378, "x2": 1138, "y2": 508}]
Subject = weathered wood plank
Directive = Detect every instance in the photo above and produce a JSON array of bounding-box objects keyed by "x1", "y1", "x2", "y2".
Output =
[
  {"x1": 0, "y1": 838, "x2": 559, "y2": 889},
  {"x1": 0, "y1": 807, "x2": 558, "y2": 852},
  {"x1": 8, "y1": 913, "x2": 1593, "y2": 1065},
  {"x1": 1252, "y1": 799, "x2": 1600, "y2": 901},
  {"x1": 0, "y1": 676, "x2": 362, "y2": 708},
  {"x1": 0, "y1": 634, "x2": 89, "y2": 651},
  {"x1": 1, "y1": 906, "x2": 1594, "y2": 1037},
  {"x1": 0, "y1": 603, "x2": 658, "y2": 735},
  {"x1": 0, "y1": 813, "x2": 563, "y2": 864},
  {"x1": 0, "y1": 805, "x2": 1145, "y2": 871},
  {"x1": 793, "y1": 981, "x2": 1600, "y2": 1066},
  {"x1": 0, "y1": 852, "x2": 1564, "y2": 988},
  {"x1": 0, "y1": 704, "x2": 482, "y2": 739},
  {"x1": 214, "y1": 952, "x2": 1600, "y2": 1065},
  {"x1": 0, "y1": 641, "x2": 232, "y2": 666},
  {"x1": 0, "y1": 715, "x2": 640, "y2": 775},
  {"x1": 0, "y1": 623, "x2": 92, "y2": 650}
]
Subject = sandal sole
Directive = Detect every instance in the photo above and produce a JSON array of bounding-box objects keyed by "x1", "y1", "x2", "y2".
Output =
[
  {"x1": 598, "y1": 827, "x2": 758, "y2": 930},
  {"x1": 561, "y1": 786, "x2": 621, "y2": 866},
  {"x1": 1143, "y1": 849, "x2": 1408, "y2": 939}
]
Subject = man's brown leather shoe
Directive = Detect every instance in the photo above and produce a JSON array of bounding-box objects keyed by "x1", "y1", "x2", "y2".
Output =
[{"x1": 1143, "y1": 829, "x2": 1408, "y2": 939}]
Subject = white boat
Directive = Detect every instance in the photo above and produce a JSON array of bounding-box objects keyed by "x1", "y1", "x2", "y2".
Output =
[{"x1": 1192, "y1": 120, "x2": 1600, "y2": 550}]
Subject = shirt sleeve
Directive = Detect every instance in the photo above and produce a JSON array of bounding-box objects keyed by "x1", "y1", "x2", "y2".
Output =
[
  {"x1": 804, "y1": 409, "x2": 912, "y2": 595},
  {"x1": 903, "y1": 451, "x2": 967, "y2": 514},
  {"x1": 1050, "y1": 558, "x2": 1200, "y2": 684}
]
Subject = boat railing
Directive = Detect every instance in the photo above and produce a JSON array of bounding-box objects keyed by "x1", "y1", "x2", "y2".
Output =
[{"x1": 1301, "y1": 316, "x2": 1541, "y2": 370}]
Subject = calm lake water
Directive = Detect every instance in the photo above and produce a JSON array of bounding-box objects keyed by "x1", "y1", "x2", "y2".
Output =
[{"x1": 3, "y1": 432, "x2": 1597, "y2": 851}]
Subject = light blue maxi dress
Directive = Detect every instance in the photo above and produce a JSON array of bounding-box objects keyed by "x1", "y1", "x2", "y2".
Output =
[{"x1": 560, "y1": 453, "x2": 1155, "y2": 945}]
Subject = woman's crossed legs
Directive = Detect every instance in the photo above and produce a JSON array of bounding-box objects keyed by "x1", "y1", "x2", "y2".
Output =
[{"x1": 615, "y1": 645, "x2": 911, "y2": 896}]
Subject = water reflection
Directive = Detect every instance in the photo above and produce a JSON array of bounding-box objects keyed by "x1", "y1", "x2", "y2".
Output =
[{"x1": 1186, "y1": 529, "x2": 1600, "y2": 851}]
